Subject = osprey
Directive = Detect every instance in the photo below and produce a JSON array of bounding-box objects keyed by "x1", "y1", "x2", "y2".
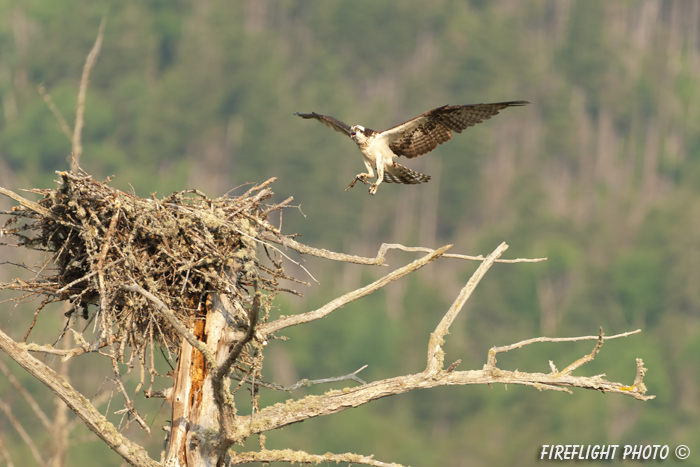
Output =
[{"x1": 295, "y1": 101, "x2": 528, "y2": 194}]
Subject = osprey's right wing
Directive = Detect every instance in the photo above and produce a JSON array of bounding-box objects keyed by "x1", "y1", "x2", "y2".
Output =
[{"x1": 294, "y1": 112, "x2": 353, "y2": 138}]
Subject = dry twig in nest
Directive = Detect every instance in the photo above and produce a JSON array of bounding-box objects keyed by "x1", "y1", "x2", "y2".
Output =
[{"x1": 0, "y1": 169, "x2": 302, "y2": 412}]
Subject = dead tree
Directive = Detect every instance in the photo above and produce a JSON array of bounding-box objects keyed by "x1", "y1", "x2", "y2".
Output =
[{"x1": 0, "y1": 172, "x2": 654, "y2": 467}]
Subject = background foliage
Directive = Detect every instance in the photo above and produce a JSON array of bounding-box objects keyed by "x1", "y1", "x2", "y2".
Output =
[{"x1": 0, "y1": 1, "x2": 698, "y2": 465}]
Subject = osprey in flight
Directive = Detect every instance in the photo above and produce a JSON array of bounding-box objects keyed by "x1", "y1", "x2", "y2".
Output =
[{"x1": 295, "y1": 101, "x2": 528, "y2": 194}]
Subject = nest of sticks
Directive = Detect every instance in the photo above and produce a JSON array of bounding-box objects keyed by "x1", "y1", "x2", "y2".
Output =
[{"x1": 0, "y1": 170, "x2": 303, "y2": 357}]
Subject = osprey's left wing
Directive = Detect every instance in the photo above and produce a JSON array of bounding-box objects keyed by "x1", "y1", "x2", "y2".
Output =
[
  {"x1": 294, "y1": 112, "x2": 353, "y2": 137},
  {"x1": 382, "y1": 101, "x2": 528, "y2": 159}
]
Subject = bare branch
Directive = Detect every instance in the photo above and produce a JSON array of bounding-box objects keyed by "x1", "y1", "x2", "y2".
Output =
[
  {"x1": 232, "y1": 243, "x2": 651, "y2": 444},
  {"x1": 0, "y1": 328, "x2": 159, "y2": 466},
  {"x1": 24, "y1": 330, "x2": 116, "y2": 361},
  {"x1": 0, "y1": 398, "x2": 45, "y2": 465},
  {"x1": 427, "y1": 242, "x2": 508, "y2": 373},
  {"x1": 232, "y1": 177, "x2": 278, "y2": 203},
  {"x1": 261, "y1": 234, "x2": 546, "y2": 266},
  {"x1": 108, "y1": 355, "x2": 150, "y2": 433},
  {"x1": 235, "y1": 228, "x2": 319, "y2": 284},
  {"x1": 233, "y1": 365, "x2": 369, "y2": 391},
  {"x1": 0, "y1": 358, "x2": 52, "y2": 430},
  {"x1": 443, "y1": 253, "x2": 546, "y2": 263},
  {"x1": 260, "y1": 232, "x2": 393, "y2": 265},
  {"x1": 632, "y1": 358, "x2": 649, "y2": 394},
  {"x1": 559, "y1": 326, "x2": 604, "y2": 375},
  {"x1": 234, "y1": 333, "x2": 653, "y2": 442},
  {"x1": 37, "y1": 84, "x2": 73, "y2": 141},
  {"x1": 375, "y1": 243, "x2": 546, "y2": 263},
  {"x1": 230, "y1": 449, "x2": 406, "y2": 467},
  {"x1": 282, "y1": 364, "x2": 368, "y2": 389},
  {"x1": 262, "y1": 196, "x2": 294, "y2": 216},
  {"x1": 486, "y1": 328, "x2": 642, "y2": 368},
  {"x1": 0, "y1": 435, "x2": 15, "y2": 467},
  {"x1": 72, "y1": 13, "x2": 107, "y2": 170},
  {"x1": 0, "y1": 187, "x2": 51, "y2": 217},
  {"x1": 261, "y1": 245, "x2": 452, "y2": 335}
]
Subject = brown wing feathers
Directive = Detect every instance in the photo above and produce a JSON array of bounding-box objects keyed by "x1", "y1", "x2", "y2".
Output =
[
  {"x1": 389, "y1": 101, "x2": 528, "y2": 159},
  {"x1": 293, "y1": 112, "x2": 353, "y2": 137},
  {"x1": 383, "y1": 163, "x2": 431, "y2": 185}
]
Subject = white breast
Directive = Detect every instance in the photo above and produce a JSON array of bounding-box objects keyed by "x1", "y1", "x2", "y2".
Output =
[{"x1": 361, "y1": 134, "x2": 396, "y2": 166}]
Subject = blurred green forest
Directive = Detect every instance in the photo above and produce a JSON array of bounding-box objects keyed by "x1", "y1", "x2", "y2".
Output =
[{"x1": 0, "y1": 0, "x2": 699, "y2": 465}]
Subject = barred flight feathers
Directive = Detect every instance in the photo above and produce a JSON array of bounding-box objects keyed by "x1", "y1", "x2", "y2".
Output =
[
  {"x1": 383, "y1": 163, "x2": 431, "y2": 184},
  {"x1": 386, "y1": 101, "x2": 529, "y2": 159},
  {"x1": 293, "y1": 112, "x2": 353, "y2": 137}
]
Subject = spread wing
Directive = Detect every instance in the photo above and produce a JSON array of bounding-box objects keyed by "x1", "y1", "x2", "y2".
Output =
[
  {"x1": 382, "y1": 101, "x2": 528, "y2": 159},
  {"x1": 294, "y1": 112, "x2": 352, "y2": 137}
]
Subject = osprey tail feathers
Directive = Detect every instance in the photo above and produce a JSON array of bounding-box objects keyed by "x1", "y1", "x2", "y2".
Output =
[{"x1": 383, "y1": 163, "x2": 431, "y2": 185}]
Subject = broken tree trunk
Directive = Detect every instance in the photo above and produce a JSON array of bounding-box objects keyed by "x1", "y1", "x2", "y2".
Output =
[{"x1": 166, "y1": 294, "x2": 239, "y2": 467}]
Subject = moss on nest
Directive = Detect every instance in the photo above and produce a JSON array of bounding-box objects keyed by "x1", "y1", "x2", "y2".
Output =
[{"x1": 0, "y1": 171, "x2": 303, "y2": 358}]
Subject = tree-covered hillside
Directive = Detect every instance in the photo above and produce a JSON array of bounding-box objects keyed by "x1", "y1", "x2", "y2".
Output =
[{"x1": 1, "y1": 1, "x2": 698, "y2": 465}]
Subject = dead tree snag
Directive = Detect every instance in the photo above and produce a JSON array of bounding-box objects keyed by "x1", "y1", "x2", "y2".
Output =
[{"x1": 0, "y1": 172, "x2": 653, "y2": 467}]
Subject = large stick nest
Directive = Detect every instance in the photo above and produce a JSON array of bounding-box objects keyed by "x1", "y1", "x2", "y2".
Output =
[{"x1": 0, "y1": 170, "x2": 302, "y2": 351}]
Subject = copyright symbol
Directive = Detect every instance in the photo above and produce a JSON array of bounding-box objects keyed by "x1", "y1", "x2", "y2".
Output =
[{"x1": 676, "y1": 445, "x2": 690, "y2": 460}]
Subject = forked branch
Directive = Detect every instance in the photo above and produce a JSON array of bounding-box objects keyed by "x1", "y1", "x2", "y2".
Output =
[
  {"x1": 225, "y1": 242, "x2": 653, "y2": 451},
  {"x1": 261, "y1": 245, "x2": 452, "y2": 335},
  {"x1": 233, "y1": 336, "x2": 652, "y2": 444},
  {"x1": 427, "y1": 242, "x2": 508, "y2": 372},
  {"x1": 261, "y1": 232, "x2": 547, "y2": 266}
]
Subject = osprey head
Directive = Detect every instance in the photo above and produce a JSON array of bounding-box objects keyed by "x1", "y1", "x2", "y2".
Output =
[{"x1": 350, "y1": 125, "x2": 372, "y2": 143}]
